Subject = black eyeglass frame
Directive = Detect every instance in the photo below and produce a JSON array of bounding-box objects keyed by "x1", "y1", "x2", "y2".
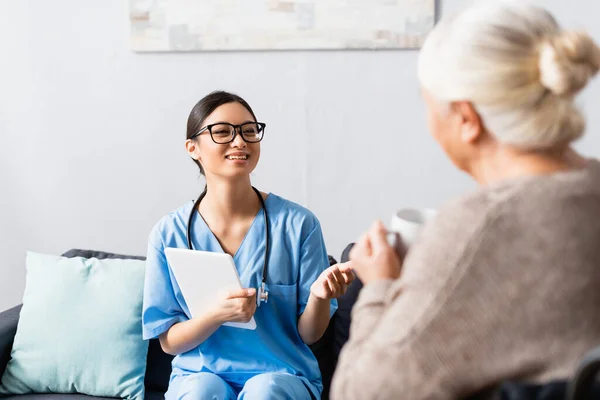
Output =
[{"x1": 190, "y1": 122, "x2": 266, "y2": 144}]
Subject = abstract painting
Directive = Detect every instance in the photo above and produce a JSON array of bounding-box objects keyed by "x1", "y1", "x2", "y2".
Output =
[{"x1": 130, "y1": 0, "x2": 435, "y2": 52}]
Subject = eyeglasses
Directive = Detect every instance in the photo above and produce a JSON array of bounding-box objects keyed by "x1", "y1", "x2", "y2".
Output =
[{"x1": 191, "y1": 122, "x2": 266, "y2": 144}]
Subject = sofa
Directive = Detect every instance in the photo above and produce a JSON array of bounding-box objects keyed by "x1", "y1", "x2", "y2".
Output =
[{"x1": 0, "y1": 248, "x2": 355, "y2": 400}]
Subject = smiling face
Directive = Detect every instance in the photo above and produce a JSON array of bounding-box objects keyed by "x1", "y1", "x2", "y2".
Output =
[{"x1": 186, "y1": 101, "x2": 261, "y2": 181}]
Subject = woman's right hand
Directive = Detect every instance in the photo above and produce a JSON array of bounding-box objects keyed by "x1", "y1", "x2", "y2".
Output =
[
  {"x1": 159, "y1": 287, "x2": 257, "y2": 355},
  {"x1": 213, "y1": 288, "x2": 257, "y2": 324},
  {"x1": 350, "y1": 221, "x2": 403, "y2": 285}
]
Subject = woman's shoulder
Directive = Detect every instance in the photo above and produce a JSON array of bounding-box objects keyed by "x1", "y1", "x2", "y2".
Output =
[
  {"x1": 266, "y1": 193, "x2": 322, "y2": 232},
  {"x1": 423, "y1": 190, "x2": 496, "y2": 244},
  {"x1": 436, "y1": 159, "x2": 600, "y2": 226},
  {"x1": 411, "y1": 186, "x2": 515, "y2": 263},
  {"x1": 148, "y1": 201, "x2": 194, "y2": 248},
  {"x1": 266, "y1": 193, "x2": 317, "y2": 218},
  {"x1": 420, "y1": 160, "x2": 600, "y2": 251}
]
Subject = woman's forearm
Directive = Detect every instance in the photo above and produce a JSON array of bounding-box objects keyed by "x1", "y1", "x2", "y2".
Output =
[
  {"x1": 159, "y1": 310, "x2": 225, "y2": 355},
  {"x1": 298, "y1": 294, "x2": 331, "y2": 345}
]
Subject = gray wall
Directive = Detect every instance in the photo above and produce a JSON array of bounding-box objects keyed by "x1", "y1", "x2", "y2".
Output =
[{"x1": 1, "y1": 0, "x2": 599, "y2": 310}]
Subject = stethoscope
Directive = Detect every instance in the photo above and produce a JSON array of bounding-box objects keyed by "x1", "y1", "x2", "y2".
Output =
[{"x1": 186, "y1": 186, "x2": 269, "y2": 307}]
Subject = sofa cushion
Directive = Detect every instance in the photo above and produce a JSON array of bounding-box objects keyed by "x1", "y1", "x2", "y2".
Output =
[
  {"x1": 144, "y1": 336, "x2": 173, "y2": 393},
  {"x1": 0, "y1": 306, "x2": 21, "y2": 381},
  {"x1": 143, "y1": 391, "x2": 165, "y2": 400},
  {"x1": 0, "y1": 252, "x2": 148, "y2": 399}
]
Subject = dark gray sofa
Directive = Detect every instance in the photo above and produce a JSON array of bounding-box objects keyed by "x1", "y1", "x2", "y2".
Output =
[{"x1": 0, "y1": 249, "x2": 345, "y2": 399}]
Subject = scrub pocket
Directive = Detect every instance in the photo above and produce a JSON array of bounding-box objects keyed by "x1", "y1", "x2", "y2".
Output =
[{"x1": 266, "y1": 283, "x2": 298, "y2": 334}]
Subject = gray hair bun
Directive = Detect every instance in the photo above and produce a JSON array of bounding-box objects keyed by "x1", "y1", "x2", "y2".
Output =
[{"x1": 538, "y1": 31, "x2": 600, "y2": 96}]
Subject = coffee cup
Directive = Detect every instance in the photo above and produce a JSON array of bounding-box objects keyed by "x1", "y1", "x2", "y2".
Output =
[{"x1": 387, "y1": 208, "x2": 437, "y2": 254}]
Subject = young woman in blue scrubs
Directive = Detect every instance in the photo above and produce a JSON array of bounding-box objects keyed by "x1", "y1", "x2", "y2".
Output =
[{"x1": 142, "y1": 91, "x2": 354, "y2": 400}]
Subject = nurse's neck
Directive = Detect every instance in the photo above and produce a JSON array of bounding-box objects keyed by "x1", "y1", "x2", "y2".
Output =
[{"x1": 200, "y1": 178, "x2": 261, "y2": 220}]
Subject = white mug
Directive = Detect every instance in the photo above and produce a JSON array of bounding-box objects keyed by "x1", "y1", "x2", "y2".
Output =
[{"x1": 388, "y1": 208, "x2": 437, "y2": 252}]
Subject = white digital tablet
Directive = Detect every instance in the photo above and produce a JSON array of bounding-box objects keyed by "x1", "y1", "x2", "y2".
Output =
[{"x1": 164, "y1": 247, "x2": 257, "y2": 330}]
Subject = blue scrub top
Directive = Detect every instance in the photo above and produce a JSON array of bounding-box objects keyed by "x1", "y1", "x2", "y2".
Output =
[{"x1": 142, "y1": 193, "x2": 337, "y2": 396}]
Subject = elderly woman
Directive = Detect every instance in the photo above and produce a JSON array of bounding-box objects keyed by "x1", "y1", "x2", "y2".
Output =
[{"x1": 331, "y1": 2, "x2": 600, "y2": 400}]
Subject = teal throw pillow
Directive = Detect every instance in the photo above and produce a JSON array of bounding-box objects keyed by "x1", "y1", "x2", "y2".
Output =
[{"x1": 0, "y1": 252, "x2": 148, "y2": 399}]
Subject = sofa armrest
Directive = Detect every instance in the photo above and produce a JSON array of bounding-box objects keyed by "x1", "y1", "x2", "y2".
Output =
[
  {"x1": 0, "y1": 305, "x2": 21, "y2": 378},
  {"x1": 567, "y1": 345, "x2": 600, "y2": 400}
]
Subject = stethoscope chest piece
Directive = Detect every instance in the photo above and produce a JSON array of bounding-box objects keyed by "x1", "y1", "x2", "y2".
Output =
[{"x1": 257, "y1": 282, "x2": 268, "y2": 307}]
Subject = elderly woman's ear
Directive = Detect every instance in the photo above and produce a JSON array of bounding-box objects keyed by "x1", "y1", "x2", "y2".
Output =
[{"x1": 453, "y1": 101, "x2": 484, "y2": 144}]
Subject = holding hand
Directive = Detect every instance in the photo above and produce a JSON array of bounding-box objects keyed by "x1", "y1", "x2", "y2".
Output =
[
  {"x1": 349, "y1": 221, "x2": 402, "y2": 285},
  {"x1": 310, "y1": 262, "x2": 355, "y2": 300},
  {"x1": 214, "y1": 288, "x2": 257, "y2": 324}
]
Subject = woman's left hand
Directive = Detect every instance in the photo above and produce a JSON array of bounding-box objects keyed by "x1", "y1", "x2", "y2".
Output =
[
  {"x1": 349, "y1": 220, "x2": 402, "y2": 285},
  {"x1": 310, "y1": 262, "x2": 355, "y2": 300}
]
